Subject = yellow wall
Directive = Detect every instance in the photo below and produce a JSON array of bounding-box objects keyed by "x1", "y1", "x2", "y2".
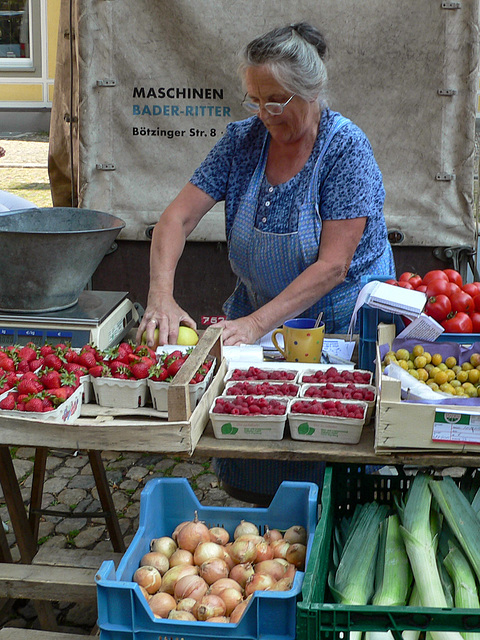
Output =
[{"x1": 0, "y1": 0, "x2": 60, "y2": 107}]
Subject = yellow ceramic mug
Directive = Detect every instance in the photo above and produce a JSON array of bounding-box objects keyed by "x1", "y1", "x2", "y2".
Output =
[{"x1": 271, "y1": 318, "x2": 325, "y2": 363}]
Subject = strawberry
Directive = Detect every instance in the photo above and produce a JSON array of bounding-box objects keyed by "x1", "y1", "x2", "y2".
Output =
[
  {"x1": 40, "y1": 344, "x2": 54, "y2": 357},
  {"x1": 130, "y1": 361, "x2": 149, "y2": 379},
  {"x1": 134, "y1": 345, "x2": 157, "y2": 361},
  {"x1": 49, "y1": 387, "x2": 71, "y2": 402},
  {"x1": 40, "y1": 369, "x2": 61, "y2": 389},
  {"x1": 89, "y1": 363, "x2": 110, "y2": 378},
  {"x1": 29, "y1": 357, "x2": 45, "y2": 371},
  {"x1": 0, "y1": 393, "x2": 16, "y2": 410},
  {"x1": 0, "y1": 356, "x2": 15, "y2": 373},
  {"x1": 42, "y1": 396, "x2": 55, "y2": 411},
  {"x1": 64, "y1": 362, "x2": 88, "y2": 377},
  {"x1": 148, "y1": 364, "x2": 168, "y2": 382},
  {"x1": 44, "y1": 353, "x2": 63, "y2": 371},
  {"x1": 60, "y1": 370, "x2": 80, "y2": 390},
  {"x1": 77, "y1": 350, "x2": 97, "y2": 370},
  {"x1": 108, "y1": 359, "x2": 127, "y2": 376},
  {"x1": 112, "y1": 365, "x2": 132, "y2": 379},
  {"x1": 63, "y1": 348, "x2": 80, "y2": 364},
  {"x1": 18, "y1": 345, "x2": 37, "y2": 363},
  {"x1": 16, "y1": 402, "x2": 26, "y2": 411},
  {"x1": 16, "y1": 359, "x2": 31, "y2": 374},
  {"x1": 17, "y1": 376, "x2": 43, "y2": 395},
  {"x1": 24, "y1": 396, "x2": 45, "y2": 413}
]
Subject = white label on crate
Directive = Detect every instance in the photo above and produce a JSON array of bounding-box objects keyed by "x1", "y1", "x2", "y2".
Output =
[{"x1": 432, "y1": 410, "x2": 480, "y2": 444}]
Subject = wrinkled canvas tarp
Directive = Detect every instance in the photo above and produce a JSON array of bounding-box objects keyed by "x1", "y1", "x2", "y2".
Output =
[{"x1": 49, "y1": 0, "x2": 480, "y2": 247}]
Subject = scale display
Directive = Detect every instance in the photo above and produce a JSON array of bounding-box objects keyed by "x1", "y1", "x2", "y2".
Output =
[{"x1": 0, "y1": 291, "x2": 138, "y2": 349}]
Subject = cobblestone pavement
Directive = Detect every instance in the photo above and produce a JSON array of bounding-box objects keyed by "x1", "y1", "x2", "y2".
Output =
[{"x1": 0, "y1": 448, "x2": 249, "y2": 635}]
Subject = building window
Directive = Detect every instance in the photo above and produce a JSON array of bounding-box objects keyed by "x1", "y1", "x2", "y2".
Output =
[{"x1": 0, "y1": 0, "x2": 31, "y2": 67}]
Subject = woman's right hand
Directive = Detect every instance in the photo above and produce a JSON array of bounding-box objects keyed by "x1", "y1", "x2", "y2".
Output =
[{"x1": 135, "y1": 295, "x2": 197, "y2": 347}]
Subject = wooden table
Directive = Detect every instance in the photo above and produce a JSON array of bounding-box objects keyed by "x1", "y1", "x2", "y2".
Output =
[{"x1": 1, "y1": 326, "x2": 479, "y2": 631}]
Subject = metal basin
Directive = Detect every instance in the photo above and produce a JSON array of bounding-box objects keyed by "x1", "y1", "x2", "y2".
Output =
[{"x1": 0, "y1": 207, "x2": 125, "y2": 313}]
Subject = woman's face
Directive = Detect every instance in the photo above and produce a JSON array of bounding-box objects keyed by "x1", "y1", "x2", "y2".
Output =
[{"x1": 244, "y1": 65, "x2": 318, "y2": 144}]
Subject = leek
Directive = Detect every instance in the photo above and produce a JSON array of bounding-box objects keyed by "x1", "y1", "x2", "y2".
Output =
[
  {"x1": 429, "y1": 477, "x2": 480, "y2": 584},
  {"x1": 398, "y1": 473, "x2": 463, "y2": 640},
  {"x1": 402, "y1": 585, "x2": 421, "y2": 640},
  {"x1": 329, "y1": 501, "x2": 388, "y2": 640},
  {"x1": 366, "y1": 514, "x2": 411, "y2": 640},
  {"x1": 444, "y1": 542, "x2": 480, "y2": 640}
]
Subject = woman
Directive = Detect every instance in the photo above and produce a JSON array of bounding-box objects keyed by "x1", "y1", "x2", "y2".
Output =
[{"x1": 137, "y1": 22, "x2": 395, "y2": 504}]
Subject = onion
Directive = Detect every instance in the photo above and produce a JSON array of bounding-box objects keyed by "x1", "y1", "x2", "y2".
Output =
[
  {"x1": 254, "y1": 540, "x2": 274, "y2": 563},
  {"x1": 148, "y1": 592, "x2": 176, "y2": 617},
  {"x1": 234, "y1": 520, "x2": 259, "y2": 539},
  {"x1": 176, "y1": 511, "x2": 211, "y2": 553},
  {"x1": 133, "y1": 566, "x2": 162, "y2": 594},
  {"x1": 271, "y1": 539, "x2": 290, "y2": 560},
  {"x1": 209, "y1": 526, "x2": 230, "y2": 546},
  {"x1": 139, "y1": 585, "x2": 151, "y2": 601},
  {"x1": 196, "y1": 594, "x2": 226, "y2": 620},
  {"x1": 285, "y1": 542, "x2": 306, "y2": 570},
  {"x1": 264, "y1": 526, "x2": 283, "y2": 543},
  {"x1": 229, "y1": 594, "x2": 252, "y2": 623},
  {"x1": 254, "y1": 559, "x2": 286, "y2": 581},
  {"x1": 159, "y1": 563, "x2": 198, "y2": 594},
  {"x1": 193, "y1": 541, "x2": 225, "y2": 565},
  {"x1": 174, "y1": 574, "x2": 209, "y2": 601},
  {"x1": 234, "y1": 534, "x2": 265, "y2": 546},
  {"x1": 284, "y1": 525, "x2": 307, "y2": 545},
  {"x1": 172, "y1": 520, "x2": 190, "y2": 542},
  {"x1": 230, "y1": 537, "x2": 257, "y2": 564},
  {"x1": 150, "y1": 536, "x2": 177, "y2": 558},
  {"x1": 269, "y1": 576, "x2": 294, "y2": 591},
  {"x1": 208, "y1": 615, "x2": 230, "y2": 623},
  {"x1": 208, "y1": 577, "x2": 243, "y2": 596},
  {"x1": 199, "y1": 557, "x2": 229, "y2": 585},
  {"x1": 169, "y1": 548, "x2": 194, "y2": 567},
  {"x1": 244, "y1": 572, "x2": 276, "y2": 596},
  {"x1": 217, "y1": 586, "x2": 243, "y2": 615},
  {"x1": 223, "y1": 548, "x2": 236, "y2": 571},
  {"x1": 176, "y1": 597, "x2": 197, "y2": 613},
  {"x1": 140, "y1": 551, "x2": 169, "y2": 575},
  {"x1": 168, "y1": 610, "x2": 196, "y2": 621},
  {"x1": 228, "y1": 562, "x2": 254, "y2": 589}
]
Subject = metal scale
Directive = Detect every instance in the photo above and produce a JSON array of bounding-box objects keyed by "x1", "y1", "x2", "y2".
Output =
[{"x1": 0, "y1": 290, "x2": 139, "y2": 350}]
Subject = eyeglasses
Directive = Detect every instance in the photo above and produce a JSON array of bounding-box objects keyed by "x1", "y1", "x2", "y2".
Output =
[{"x1": 241, "y1": 93, "x2": 296, "y2": 116}]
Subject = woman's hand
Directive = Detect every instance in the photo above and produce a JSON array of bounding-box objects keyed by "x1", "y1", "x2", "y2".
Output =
[
  {"x1": 216, "y1": 316, "x2": 263, "y2": 346},
  {"x1": 135, "y1": 296, "x2": 196, "y2": 347}
]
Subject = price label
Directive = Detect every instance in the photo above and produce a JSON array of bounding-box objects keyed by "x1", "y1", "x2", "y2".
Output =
[{"x1": 432, "y1": 410, "x2": 480, "y2": 444}]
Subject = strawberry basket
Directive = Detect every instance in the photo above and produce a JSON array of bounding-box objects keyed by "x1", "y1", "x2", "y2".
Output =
[{"x1": 209, "y1": 395, "x2": 289, "y2": 440}]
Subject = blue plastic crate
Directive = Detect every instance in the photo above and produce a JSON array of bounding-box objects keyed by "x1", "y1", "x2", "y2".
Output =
[
  {"x1": 358, "y1": 306, "x2": 405, "y2": 372},
  {"x1": 96, "y1": 477, "x2": 318, "y2": 640}
]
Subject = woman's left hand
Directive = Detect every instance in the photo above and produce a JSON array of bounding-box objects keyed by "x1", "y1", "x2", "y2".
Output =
[{"x1": 216, "y1": 317, "x2": 262, "y2": 346}]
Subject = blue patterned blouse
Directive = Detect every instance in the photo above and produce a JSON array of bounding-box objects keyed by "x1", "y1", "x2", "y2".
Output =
[{"x1": 190, "y1": 108, "x2": 389, "y2": 279}]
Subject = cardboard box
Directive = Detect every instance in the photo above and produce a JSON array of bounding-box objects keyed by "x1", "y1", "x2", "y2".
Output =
[{"x1": 375, "y1": 324, "x2": 480, "y2": 453}]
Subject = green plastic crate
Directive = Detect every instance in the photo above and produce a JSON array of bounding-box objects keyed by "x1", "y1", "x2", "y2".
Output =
[{"x1": 297, "y1": 464, "x2": 480, "y2": 640}]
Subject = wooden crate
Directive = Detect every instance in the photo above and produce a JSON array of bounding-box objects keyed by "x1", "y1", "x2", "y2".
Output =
[
  {"x1": 0, "y1": 327, "x2": 225, "y2": 455},
  {"x1": 374, "y1": 324, "x2": 480, "y2": 454}
]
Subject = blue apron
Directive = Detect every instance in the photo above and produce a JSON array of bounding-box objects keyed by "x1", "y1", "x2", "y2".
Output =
[
  {"x1": 223, "y1": 114, "x2": 394, "y2": 333},
  {"x1": 215, "y1": 114, "x2": 393, "y2": 498}
]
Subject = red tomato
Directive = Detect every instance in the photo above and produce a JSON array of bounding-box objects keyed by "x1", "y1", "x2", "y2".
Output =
[
  {"x1": 424, "y1": 295, "x2": 452, "y2": 323},
  {"x1": 425, "y1": 279, "x2": 450, "y2": 298},
  {"x1": 462, "y1": 283, "x2": 480, "y2": 297},
  {"x1": 474, "y1": 294, "x2": 480, "y2": 313},
  {"x1": 423, "y1": 270, "x2": 449, "y2": 285},
  {"x1": 449, "y1": 290, "x2": 474, "y2": 314},
  {"x1": 445, "y1": 282, "x2": 461, "y2": 297},
  {"x1": 470, "y1": 312, "x2": 480, "y2": 333},
  {"x1": 398, "y1": 272, "x2": 416, "y2": 282},
  {"x1": 415, "y1": 284, "x2": 428, "y2": 293},
  {"x1": 408, "y1": 275, "x2": 423, "y2": 289},
  {"x1": 397, "y1": 281, "x2": 413, "y2": 289},
  {"x1": 385, "y1": 279, "x2": 398, "y2": 286},
  {"x1": 442, "y1": 312, "x2": 473, "y2": 333},
  {"x1": 443, "y1": 269, "x2": 463, "y2": 287}
]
